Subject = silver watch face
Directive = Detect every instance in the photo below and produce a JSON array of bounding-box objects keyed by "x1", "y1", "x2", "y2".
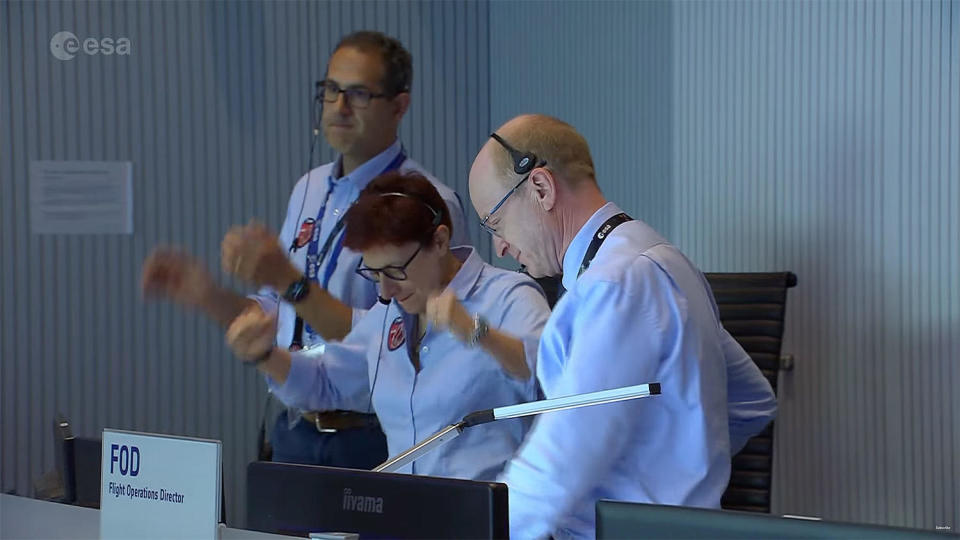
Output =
[{"x1": 470, "y1": 316, "x2": 489, "y2": 346}]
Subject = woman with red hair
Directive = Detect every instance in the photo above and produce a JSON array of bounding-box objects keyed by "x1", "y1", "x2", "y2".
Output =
[{"x1": 226, "y1": 171, "x2": 549, "y2": 480}]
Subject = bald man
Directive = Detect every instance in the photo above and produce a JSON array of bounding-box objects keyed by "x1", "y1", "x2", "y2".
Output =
[{"x1": 468, "y1": 114, "x2": 777, "y2": 539}]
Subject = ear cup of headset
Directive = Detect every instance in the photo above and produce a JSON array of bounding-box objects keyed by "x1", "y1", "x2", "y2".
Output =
[
  {"x1": 490, "y1": 132, "x2": 539, "y2": 175},
  {"x1": 513, "y1": 153, "x2": 536, "y2": 175}
]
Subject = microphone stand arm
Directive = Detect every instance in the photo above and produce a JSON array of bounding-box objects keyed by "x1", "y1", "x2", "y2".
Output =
[{"x1": 373, "y1": 382, "x2": 661, "y2": 474}]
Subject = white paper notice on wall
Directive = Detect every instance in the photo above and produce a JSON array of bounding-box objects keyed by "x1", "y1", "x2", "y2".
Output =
[{"x1": 29, "y1": 160, "x2": 133, "y2": 234}]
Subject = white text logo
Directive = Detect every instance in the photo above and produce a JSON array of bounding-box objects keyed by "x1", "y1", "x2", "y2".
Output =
[
  {"x1": 342, "y1": 488, "x2": 383, "y2": 514},
  {"x1": 50, "y1": 31, "x2": 131, "y2": 61}
]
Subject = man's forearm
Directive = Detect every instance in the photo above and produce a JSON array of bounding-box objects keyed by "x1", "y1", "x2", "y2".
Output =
[
  {"x1": 257, "y1": 347, "x2": 292, "y2": 384},
  {"x1": 292, "y1": 282, "x2": 354, "y2": 341},
  {"x1": 267, "y1": 265, "x2": 354, "y2": 341},
  {"x1": 200, "y1": 285, "x2": 257, "y2": 326}
]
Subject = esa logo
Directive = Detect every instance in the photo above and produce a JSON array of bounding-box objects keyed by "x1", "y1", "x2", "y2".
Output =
[
  {"x1": 50, "y1": 31, "x2": 131, "y2": 61},
  {"x1": 109, "y1": 444, "x2": 141, "y2": 476}
]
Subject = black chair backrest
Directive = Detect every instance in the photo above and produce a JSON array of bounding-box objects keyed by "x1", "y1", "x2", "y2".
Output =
[{"x1": 704, "y1": 272, "x2": 797, "y2": 514}]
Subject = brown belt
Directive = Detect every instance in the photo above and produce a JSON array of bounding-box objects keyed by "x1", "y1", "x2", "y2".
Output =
[{"x1": 301, "y1": 410, "x2": 378, "y2": 433}]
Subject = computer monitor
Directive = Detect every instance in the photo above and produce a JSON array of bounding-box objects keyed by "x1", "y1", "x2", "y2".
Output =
[
  {"x1": 596, "y1": 500, "x2": 946, "y2": 539},
  {"x1": 246, "y1": 461, "x2": 509, "y2": 539}
]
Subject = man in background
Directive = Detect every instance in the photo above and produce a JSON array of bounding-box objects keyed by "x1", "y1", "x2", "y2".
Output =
[{"x1": 142, "y1": 30, "x2": 469, "y2": 468}]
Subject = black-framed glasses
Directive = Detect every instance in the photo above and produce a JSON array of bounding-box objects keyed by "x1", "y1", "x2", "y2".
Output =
[
  {"x1": 479, "y1": 133, "x2": 546, "y2": 235},
  {"x1": 317, "y1": 79, "x2": 392, "y2": 109},
  {"x1": 356, "y1": 243, "x2": 424, "y2": 283},
  {"x1": 354, "y1": 192, "x2": 442, "y2": 282}
]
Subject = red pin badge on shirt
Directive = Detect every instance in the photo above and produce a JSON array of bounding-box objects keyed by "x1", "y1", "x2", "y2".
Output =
[
  {"x1": 294, "y1": 218, "x2": 316, "y2": 249},
  {"x1": 387, "y1": 317, "x2": 405, "y2": 351}
]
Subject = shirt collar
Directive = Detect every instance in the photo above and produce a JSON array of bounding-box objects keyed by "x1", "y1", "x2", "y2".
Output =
[
  {"x1": 394, "y1": 246, "x2": 484, "y2": 317},
  {"x1": 561, "y1": 202, "x2": 624, "y2": 291},
  {"x1": 445, "y1": 246, "x2": 484, "y2": 299},
  {"x1": 331, "y1": 139, "x2": 403, "y2": 188}
]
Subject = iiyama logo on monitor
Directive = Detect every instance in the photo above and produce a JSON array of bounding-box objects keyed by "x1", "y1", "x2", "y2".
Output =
[{"x1": 342, "y1": 488, "x2": 383, "y2": 514}]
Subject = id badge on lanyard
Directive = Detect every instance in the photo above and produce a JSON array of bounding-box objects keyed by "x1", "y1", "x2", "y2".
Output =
[{"x1": 292, "y1": 149, "x2": 408, "y2": 349}]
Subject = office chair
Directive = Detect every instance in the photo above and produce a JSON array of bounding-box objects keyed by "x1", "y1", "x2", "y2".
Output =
[{"x1": 704, "y1": 272, "x2": 797, "y2": 513}]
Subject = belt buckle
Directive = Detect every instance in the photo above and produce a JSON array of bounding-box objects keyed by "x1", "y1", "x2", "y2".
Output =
[{"x1": 314, "y1": 414, "x2": 338, "y2": 434}]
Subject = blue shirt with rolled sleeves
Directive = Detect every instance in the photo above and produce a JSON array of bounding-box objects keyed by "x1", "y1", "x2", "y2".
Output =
[
  {"x1": 251, "y1": 139, "x2": 470, "y2": 351},
  {"x1": 499, "y1": 203, "x2": 777, "y2": 540},
  {"x1": 266, "y1": 247, "x2": 550, "y2": 480}
]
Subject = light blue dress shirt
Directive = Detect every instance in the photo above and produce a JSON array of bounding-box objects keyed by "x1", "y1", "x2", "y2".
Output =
[
  {"x1": 500, "y1": 203, "x2": 777, "y2": 539},
  {"x1": 267, "y1": 247, "x2": 551, "y2": 480},
  {"x1": 252, "y1": 140, "x2": 470, "y2": 351}
]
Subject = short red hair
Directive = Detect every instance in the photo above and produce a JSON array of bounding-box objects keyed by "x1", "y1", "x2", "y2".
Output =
[{"x1": 343, "y1": 171, "x2": 453, "y2": 251}]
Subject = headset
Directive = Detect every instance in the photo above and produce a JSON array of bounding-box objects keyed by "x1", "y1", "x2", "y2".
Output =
[
  {"x1": 490, "y1": 132, "x2": 540, "y2": 175},
  {"x1": 369, "y1": 191, "x2": 441, "y2": 304},
  {"x1": 286, "y1": 84, "x2": 326, "y2": 253},
  {"x1": 365, "y1": 191, "x2": 443, "y2": 412},
  {"x1": 256, "y1": 83, "x2": 325, "y2": 459},
  {"x1": 376, "y1": 191, "x2": 442, "y2": 225},
  {"x1": 366, "y1": 307, "x2": 391, "y2": 414},
  {"x1": 489, "y1": 132, "x2": 543, "y2": 275}
]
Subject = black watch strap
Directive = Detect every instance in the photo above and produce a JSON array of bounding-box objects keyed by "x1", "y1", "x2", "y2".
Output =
[{"x1": 282, "y1": 276, "x2": 311, "y2": 303}]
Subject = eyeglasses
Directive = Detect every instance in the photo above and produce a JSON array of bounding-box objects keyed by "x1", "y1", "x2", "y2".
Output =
[
  {"x1": 479, "y1": 173, "x2": 533, "y2": 235},
  {"x1": 356, "y1": 243, "x2": 424, "y2": 283},
  {"x1": 355, "y1": 192, "x2": 442, "y2": 282},
  {"x1": 479, "y1": 133, "x2": 546, "y2": 235},
  {"x1": 318, "y1": 79, "x2": 392, "y2": 109}
]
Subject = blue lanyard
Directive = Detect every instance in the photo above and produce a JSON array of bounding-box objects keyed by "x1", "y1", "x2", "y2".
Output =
[
  {"x1": 303, "y1": 149, "x2": 407, "y2": 288},
  {"x1": 293, "y1": 149, "x2": 407, "y2": 347},
  {"x1": 303, "y1": 176, "x2": 338, "y2": 288}
]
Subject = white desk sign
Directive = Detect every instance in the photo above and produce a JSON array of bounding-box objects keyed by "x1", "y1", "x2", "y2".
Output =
[{"x1": 99, "y1": 429, "x2": 222, "y2": 540}]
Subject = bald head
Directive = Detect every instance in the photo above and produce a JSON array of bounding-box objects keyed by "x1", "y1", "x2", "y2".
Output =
[
  {"x1": 485, "y1": 114, "x2": 596, "y2": 189},
  {"x1": 468, "y1": 115, "x2": 606, "y2": 278}
]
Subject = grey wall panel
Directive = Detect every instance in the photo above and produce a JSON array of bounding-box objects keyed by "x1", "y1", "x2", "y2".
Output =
[
  {"x1": 489, "y1": 0, "x2": 674, "y2": 248},
  {"x1": 673, "y1": 0, "x2": 958, "y2": 529},
  {"x1": 0, "y1": 0, "x2": 489, "y2": 526},
  {"x1": 488, "y1": 0, "x2": 956, "y2": 530}
]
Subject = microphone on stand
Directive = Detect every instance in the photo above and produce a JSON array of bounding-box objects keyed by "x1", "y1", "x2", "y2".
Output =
[{"x1": 373, "y1": 382, "x2": 662, "y2": 473}]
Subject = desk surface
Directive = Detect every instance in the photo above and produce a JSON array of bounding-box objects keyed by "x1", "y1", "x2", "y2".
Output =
[{"x1": 0, "y1": 494, "x2": 296, "y2": 540}]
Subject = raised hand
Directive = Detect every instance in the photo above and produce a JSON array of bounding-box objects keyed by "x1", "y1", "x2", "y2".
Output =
[
  {"x1": 225, "y1": 304, "x2": 277, "y2": 363},
  {"x1": 221, "y1": 221, "x2": 301, "y2": 290},
  {"x1": 141, "y1": 247, "x2": 215, "y2": 308},
  {"x1": 425, "y1": 289, "x2": 473, "y2": 343}
]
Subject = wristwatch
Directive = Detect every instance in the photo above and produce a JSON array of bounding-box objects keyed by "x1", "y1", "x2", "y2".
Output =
[
  {"x1": 467, "y1": 313, "x2": 490, "y2": 347},
  {"x1": 282, "y1": 276, "x2": 311, "y2": 304}
]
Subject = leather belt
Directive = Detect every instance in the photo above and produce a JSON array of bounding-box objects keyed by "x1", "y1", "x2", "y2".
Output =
[{"x1": 301, "y1": 410, "x2": 379, "y2": 433}]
